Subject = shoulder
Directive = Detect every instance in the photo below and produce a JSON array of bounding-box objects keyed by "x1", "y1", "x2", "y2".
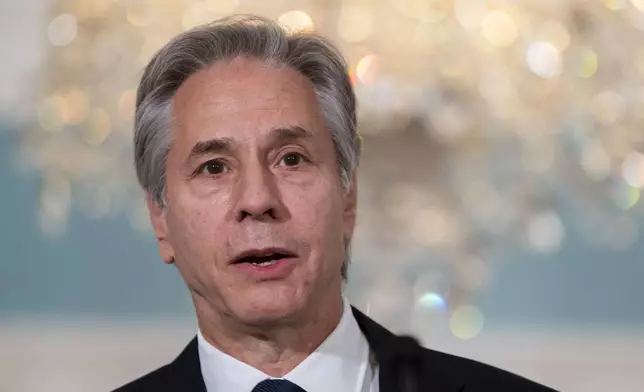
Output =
[
  {"x1": 415, "y1": 344, "x2": 558, "y2": 391},
  {"x1": 110, "y1": 337, "x2": 205, "y2": 392},
  {"x1": 111, "y1": 364, "x2": 173, "y2": 392},
  {"x1": 351, "y1": 307, "x2": 558, "y2": 391}
]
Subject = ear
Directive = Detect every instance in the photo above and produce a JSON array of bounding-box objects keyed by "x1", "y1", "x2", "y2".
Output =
[
  {"x1": 342, "y1": 173, "x2": 358, "y2": 243},
  {"x1": 146, "y1": 193, "x2": 175, "y2": 264}
]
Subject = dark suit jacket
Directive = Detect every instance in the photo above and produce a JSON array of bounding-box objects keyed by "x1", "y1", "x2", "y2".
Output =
[{"x1": 113, "y1": 307, "x2": 557, "y2": 392}]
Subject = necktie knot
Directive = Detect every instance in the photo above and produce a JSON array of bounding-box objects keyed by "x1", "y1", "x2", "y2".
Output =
[{"x1": 251, "y1": 378, "x2": 307, "y2": 392}]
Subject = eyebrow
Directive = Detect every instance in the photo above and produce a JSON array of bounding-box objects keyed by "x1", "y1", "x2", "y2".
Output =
[
  {"x1": 186, "y1": 137, "x2": 235, "y2": 165},
  {"x1": 267, "y1": 125, "x2": 314, "y2": 143},
  {"x1": 185, "y1": 125, "x2": 314, "y2": 166}
]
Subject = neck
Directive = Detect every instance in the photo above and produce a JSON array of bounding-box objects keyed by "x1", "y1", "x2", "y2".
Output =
[{"x1": 194, "y1": 293, "x2": 344, "y2": 377}]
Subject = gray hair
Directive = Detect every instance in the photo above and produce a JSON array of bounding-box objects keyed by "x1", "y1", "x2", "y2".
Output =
[{"x1": 134, "y1": 15, "x2": 360, "y2": 279}]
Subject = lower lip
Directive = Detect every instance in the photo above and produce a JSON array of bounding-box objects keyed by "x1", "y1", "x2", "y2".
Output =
[{"x1": 232, "y1": 257, "x2": 298, "y2": 279}]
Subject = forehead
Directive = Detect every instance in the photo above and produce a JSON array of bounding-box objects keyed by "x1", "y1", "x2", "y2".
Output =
[{"x1": 171, "y1": 57, "x2": 323, "y2": 143}]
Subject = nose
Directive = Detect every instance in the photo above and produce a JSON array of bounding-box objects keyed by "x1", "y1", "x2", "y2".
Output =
[{"x1": 232, "y1": 163, "x2": 287, "y2": 222}]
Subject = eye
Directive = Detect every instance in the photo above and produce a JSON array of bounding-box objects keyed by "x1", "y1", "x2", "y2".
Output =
[
  {"x1": 200, "y1": 160, "x2": 228, "y2": 175},
  {"x1": 280, "y1": 152, "x2": 305, "y2": 167}
]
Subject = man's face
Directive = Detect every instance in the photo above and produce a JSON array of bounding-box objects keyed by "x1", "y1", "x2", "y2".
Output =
[{"x1": 148, "y1": 57, "x2": 357, "y2": 326}]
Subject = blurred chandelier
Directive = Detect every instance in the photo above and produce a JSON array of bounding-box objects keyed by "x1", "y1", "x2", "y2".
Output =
[{"x1": 20, "y1": 0, "x2": 644, "y2": 326}]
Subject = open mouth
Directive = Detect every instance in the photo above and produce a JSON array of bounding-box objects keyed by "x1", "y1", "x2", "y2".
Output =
[{"x1": 232, "y1": 249, "x2": 297, "y2": 266}]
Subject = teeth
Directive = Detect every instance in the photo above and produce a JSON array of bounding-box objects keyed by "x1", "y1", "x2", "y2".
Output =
[{"x1": 238, "y1": 252, "x2": 290, "y2": 265}]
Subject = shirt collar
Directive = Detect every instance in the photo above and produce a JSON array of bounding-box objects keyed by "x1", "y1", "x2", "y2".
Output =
[{"x1": 197, "y1": 297, "x2": 370, "y2": 392}]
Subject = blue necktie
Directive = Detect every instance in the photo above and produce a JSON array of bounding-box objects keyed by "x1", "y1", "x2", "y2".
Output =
[{"x1": 251, "y1": 379, "x2": 307, "y2": 392}]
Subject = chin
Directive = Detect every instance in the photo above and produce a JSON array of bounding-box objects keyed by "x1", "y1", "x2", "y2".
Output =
[{"x1": 234, "y1": 285, "x2": 308, "y2": 326}]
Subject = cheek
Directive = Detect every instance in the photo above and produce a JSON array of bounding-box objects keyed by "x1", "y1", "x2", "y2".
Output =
[
  {"x1": 167, "y1": 198, "x2": 227, "y2": 264},
  {"x1": 166, "y1": 202, "x2": 230, "y2": 294},
  {"x1": 289, "y1": 183, "x2": 345, "y2": 259}
]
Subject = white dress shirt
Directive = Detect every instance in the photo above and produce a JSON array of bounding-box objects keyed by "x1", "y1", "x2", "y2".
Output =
[{"x1": 197, "y1": 297, "x2": 379, "y2": 392}]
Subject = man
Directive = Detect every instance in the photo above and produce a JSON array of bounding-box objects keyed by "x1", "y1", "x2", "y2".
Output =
[{"x1": 115, "y1": 15, "x2": 557, "y2": 392}]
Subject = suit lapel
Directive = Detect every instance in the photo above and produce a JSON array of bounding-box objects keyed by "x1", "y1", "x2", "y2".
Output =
[{"x1": 166, "y1": 338, "x2": 207, "y2": 392}]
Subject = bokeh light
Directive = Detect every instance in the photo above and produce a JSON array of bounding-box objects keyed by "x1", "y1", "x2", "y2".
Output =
[
  {"x1": 621, "y1": 152, "x2": 644, "y2": 189},
  {"x1": 117, "y1": 90, "x2": 137, "y2": 122},
  {"x1": 576, "y1": 47, "x2": 599, "y2": 78},
  {"x1": 356, "y1": 54, "x2": 377, "y2": 85},
  {"x1": 631, "y1": 0, "x2": 644, "y2": 13},
  {"x1": 592, "y1": 91, "x2": 626, "y2": 126},
  {"x1": 182, "y1": 2, "x2": 213, "y2": 31},
  {"x1": 278, "y1": 10, "x2": 314, "y2": 32},
  {"x1": 37, "y1": 97, "x2": 64, "y2": 132},
  {"x1": 605, "y1": 0, "x2": 627, "y2": 11},
  {"x1": 337, "y1": 2, "x2": 373, "y2": 43},
  {"x1": 126, "y1": 0, "x2": 155, "y2": 27},
  {"x1": 205, "y1": 0, "x2": 239, "y2": 14},
  {"x1": 454, "y1": 0, "x2": 487, "y2": 31},
  {"x1": 535, "y1": 20, "x2": 571, "y2": 51},
  {"x1": 58, "y1": 89, "x2": 89, "y2": 125},
  {"x1": 38, "y1": 173, "x2": 71, "y2": 237},
  {"x1": 48, "y1": 14, "x2": 77, "y2": 47},
  {"x1": 413, "y1": 272, "x2": 450, "y2": 301},
  {"x1": 526, "y1": 41, "x2": 562, "y2": 79},
  {"x1": 418, "y1": 292, "x2": 447, "y2": 313},
  {"x1": 449, "y1": 305, "x2": 485, "y2": 340},
  {"x1": 481, "y1": 11, "x2": 518, "y2": 47},
  {"x1": 581, "y1": 140, "x2": 612, "y2": 181},
  {"x1": 526, "y1": 210, "x2": 566, "y2": 253},
  {"x1": 83, "y1": 109, "x2": 112, "y2": 146}
]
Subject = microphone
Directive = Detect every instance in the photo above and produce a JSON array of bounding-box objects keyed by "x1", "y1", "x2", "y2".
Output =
[{"x1": 379, "y1": 335, "x2": 423, "y2": 392}]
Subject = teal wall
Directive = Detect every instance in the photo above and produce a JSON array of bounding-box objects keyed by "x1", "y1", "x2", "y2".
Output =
[{"x1": 1, "y1": 122, "x2": 643, "y2": 324}]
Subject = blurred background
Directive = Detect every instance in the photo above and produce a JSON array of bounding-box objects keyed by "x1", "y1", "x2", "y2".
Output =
[{"x1": 1, "y1": 0, "x2": 644, "y2": 391}]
